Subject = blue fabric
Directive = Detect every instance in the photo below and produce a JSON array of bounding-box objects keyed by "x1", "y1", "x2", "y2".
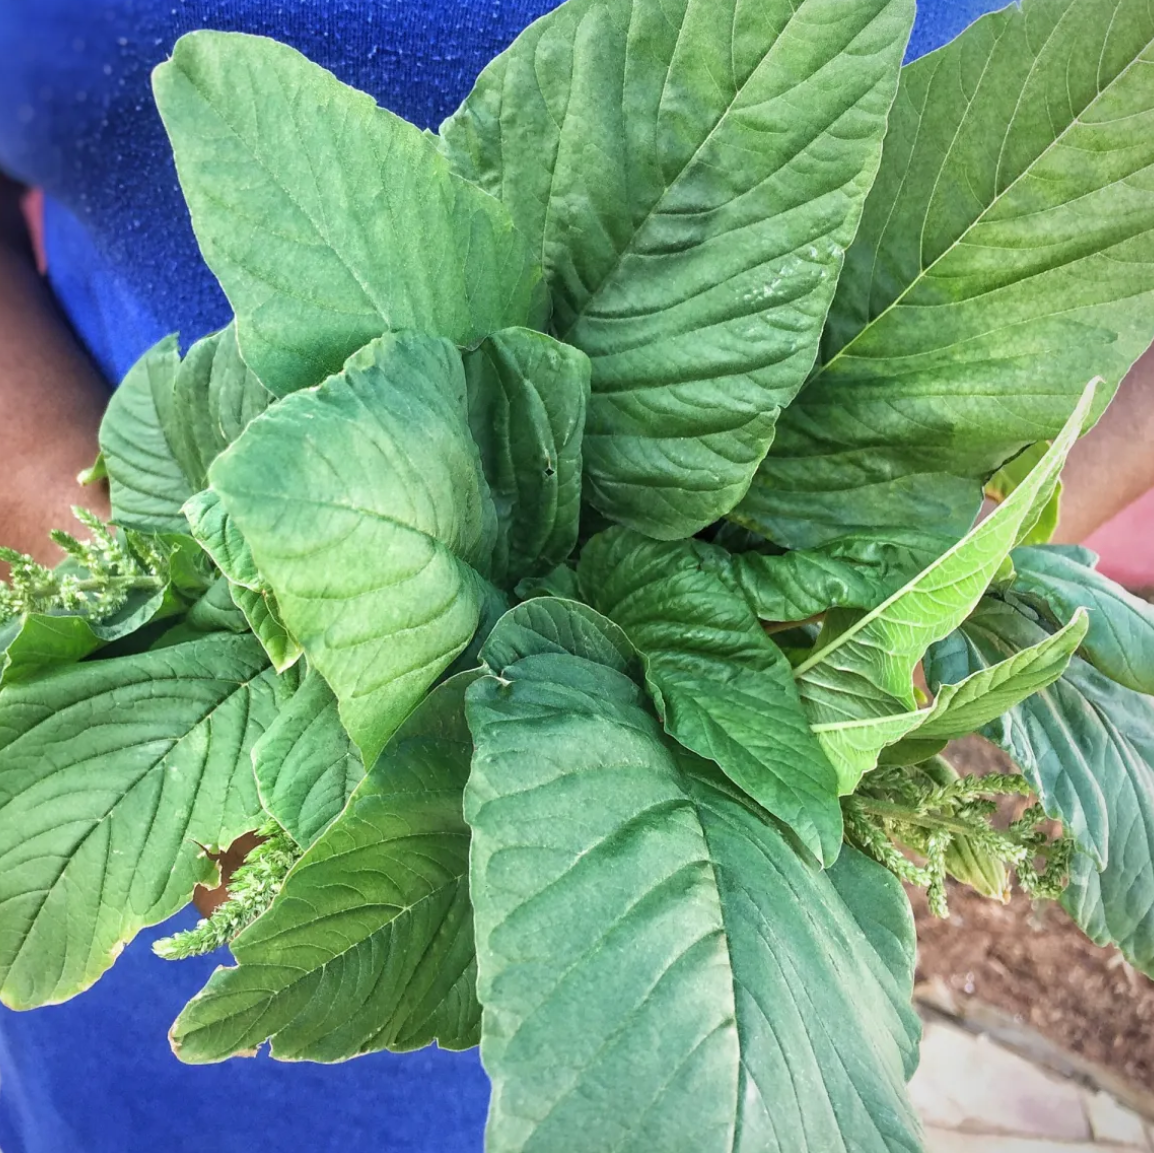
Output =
[{"x1": 0, "y1": 3, "x2": 1014, "y2": 1151}]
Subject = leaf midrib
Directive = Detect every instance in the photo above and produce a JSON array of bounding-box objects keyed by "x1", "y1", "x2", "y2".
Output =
[{"x1": 815, "y1": 11, "x2": 1154, "y2": 380}]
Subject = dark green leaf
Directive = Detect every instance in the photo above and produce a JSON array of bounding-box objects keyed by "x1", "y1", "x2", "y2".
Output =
[
  {"x1": 172, "y1": 674, "x2": 480, "y2": 1062},
  {"x1": 154, "y1": 32, "x2": 545, "y2": 397},
  {"x1": 184, "y1": 488, "x2": 261, "y2": 590},
  {"x1": 709, "y1": 530, "x2": 953, "y2": 624},
  {"x1": 442, "y1": 0, "x2": 915, "y2": 538},
  {"x1": 580, "y1": 528, "x2": 843, "y2": 864},
  {"x1": 741, "y1": 0, "x2": 1154, "y2": 545},
  {"x1": 229, "y1": 585, "x2": 302, "y2": 674},
  {"x1": 1011, "y1": 544, "x2": 1154, "y2": 695},
  {"x1": 167, "y1": 324, "x2": 273, "y2": 490},
  {"x1": 464, "y1": 328, "x2": 589, "y2": 584},
  {"x1": 466, "y1": 602, "x2": 921, "y2": 1152}
]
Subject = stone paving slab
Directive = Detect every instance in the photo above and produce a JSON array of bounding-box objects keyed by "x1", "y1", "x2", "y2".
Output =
[
  {"x1": 911, "y1": 1019, "x2": 1153, "y2": 1152},
  {"x1": 925, "y1": 1129, "x2": 1147, "y2": 1153}
]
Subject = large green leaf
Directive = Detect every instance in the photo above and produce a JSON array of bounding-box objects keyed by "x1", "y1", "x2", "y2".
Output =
[
  {"x1": 927, "y1": 600, "x2": 1154, "y2": 976},
  {"x1": 0, "y1": 634, "x2": 286, "y2": 1009},
  {"x1": 579, "y1": 528, "x2": 844, "y2": 865},
  {"x1": 252, "y1": 668, "x2": 364, "y2": 849},
  {"x1": 442, "y1": 0, "x2": 915, "y2": 538},
  {"x1": 209, "y1": 332, "x2": 496, "y2": 764},
  {"x1": 464, "y1": 600, "x2": 922, "y2": 1153},
  {"x1": 793, "y1": 380, "x2": 1095, "y2": 790},
  {"x1": 100, "y1": 336, "x2": 193, "y2": 534},
  {"x1": 171, "y1": 674, "x2": 480, "y2": 1063},
  {"x1": 1011, "y1": 544, "x2": 1154, "y2": 695},
  {"x1": 740, "y1": 0, "x2": 1154, "y2": 546},
  {"x1": 464, "y1": 329, "x2": 589, "y2": 585},
  {"x1": 154, "y1": 32, "x2": 545, "y2": 397}
]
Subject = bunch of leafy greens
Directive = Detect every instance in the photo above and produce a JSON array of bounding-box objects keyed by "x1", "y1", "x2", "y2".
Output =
[{"x1": 3, "y1": 0, "x2": 1154, "y2": 1148}]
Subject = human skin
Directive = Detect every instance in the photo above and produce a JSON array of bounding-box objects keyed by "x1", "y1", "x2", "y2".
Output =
[{"x1": 0, "y1": 174, "x2": 109, "y2": 565}]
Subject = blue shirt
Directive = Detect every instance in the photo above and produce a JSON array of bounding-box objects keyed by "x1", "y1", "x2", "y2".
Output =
[{"x1": 0, "y1": 2, "x2": 1011, "y2": 1151}]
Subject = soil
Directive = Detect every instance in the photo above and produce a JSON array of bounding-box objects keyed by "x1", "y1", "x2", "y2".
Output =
[{"x1": 910, "y1": 737, "x2": 1154, "y2": 1092}]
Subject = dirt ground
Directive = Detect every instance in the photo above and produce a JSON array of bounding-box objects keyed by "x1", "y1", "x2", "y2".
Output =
[{"x1": 910, "y1": 738, "x2": 1154, "y2": 1091}]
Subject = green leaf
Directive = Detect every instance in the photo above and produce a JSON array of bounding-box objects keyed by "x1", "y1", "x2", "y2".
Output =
[
  {"x1": 171, "y1": 674, "x2": 480, "y2": 1063},
  {"x1": 985, "y1": 443, "x2": 1063, "y2": 548},
  {"x1": 1011, "y1": 544, "x2": 1154, "y2": 695},
  {"x1": 167, "y1": 324, "x2": 273, "y2": 490},
  {"x1": 580, "y1": 528, "x2": 844, "y2": 865},
  {"x1": 464, "y1": 329, "x2": 589, "y2": 584},
  {"x1": 740, "y1": 0, "x2": 1154, "y2": 546},
  {"x1": 479, "y1": 596, "x2": 636, "y2": 675},
  {"x1": 466, "y1": 601, "x2": 922, "y2": 1153},
  {"x1": 871, "y1": 610, "x2": 1089, "y2": 767},
  {"x1": 793, "y1": 381, "x2": 1095, "y2": 790},
  {"x1": 229, "y1": 584, "x2": 302, "y2": 673},
  {"x1": 252, "y1": 668, "x2": 364, "y2": 849},
  {"x1": 100, "y1": 336, "x2": 194, "y2": 534},
  {"x1": 442, "y1": 0, "x2": 915, "y2": 538},
  {"x1": 167, "y1": 575, "x2": 250, "y2": 639},
  {"x1": 183, "y1": 488, "x2": 261, "y2": 590},
  {"x1": 0, "y1": 634, "x2": 286, "y2": 1008},
  {"x1": 709, "y1": 529, "x2": 954, "y2": 625},
  {"x1": 154, "y1": 31, "x2": 545, "y2": 397},
  {"x1": 0, "y1": 614, "x2": 103, "y2": 682},
  {"x1": 927, "y1": 601, "x2": 1154, "y2": 976},
  {"x1": 0, "y1": 577, "x2": 171, "y2": 685},
  {"x1": 210, "y1": 332, "x2": 496, "y2": 764}
]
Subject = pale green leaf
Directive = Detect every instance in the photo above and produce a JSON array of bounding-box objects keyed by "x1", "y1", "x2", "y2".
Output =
[
  {"x1": 442, "y1": 0, "x2": 915, "y2": 538},
  {"x1": 740, "y1": 0, "x2": 1154, "y2": 545},
  {"x1": 465, "y1": 600, "x2": 922, "y2": 1152},
  {"x1": 172, "y1": 674, "x2": 480, "y2": 1062},
  {"x1": 100, "y1": 336, "x2": 193, "y2": 534},
  {"x1": 154, "y1": 31, "x2": 545, "y2": 397},
  {"x1": 253, "y1": 668, "x2": 364, "y2": 849},
  {"x1": 464, "y1": 328, "x2": 589, "y2": 584},
  {"x1": 841, "y1": 610, "x2": 1089, "y2": 769},
  {"x1": 0, "y1": 634, "x2": 286, "y2": 1009},
  {"x1": 167, "y1": 324, "x2": 273, "y2": 490},
  {"x1": 209, "y1": 333, "x2": 496, "y2": 763},
  {"x1": 794, "y1": 381, "x2": 1095, "y2": 790},
  {"x1": 579, "y1": 528, "x2": 844, "y2": 864}
]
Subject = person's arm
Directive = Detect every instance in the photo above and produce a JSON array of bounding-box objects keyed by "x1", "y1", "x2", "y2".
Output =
[
  {"x1": 1054, "y1": 347, "x2": 1154, "y2": 544},
  {"x1": 0, "y1": 174, "x2": 110, "y2": 564}
]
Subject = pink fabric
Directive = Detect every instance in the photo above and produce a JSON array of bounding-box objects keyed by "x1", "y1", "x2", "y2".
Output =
[{"x1": 1085, "y1": 487, "x2": 1154, "y2": 589}]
